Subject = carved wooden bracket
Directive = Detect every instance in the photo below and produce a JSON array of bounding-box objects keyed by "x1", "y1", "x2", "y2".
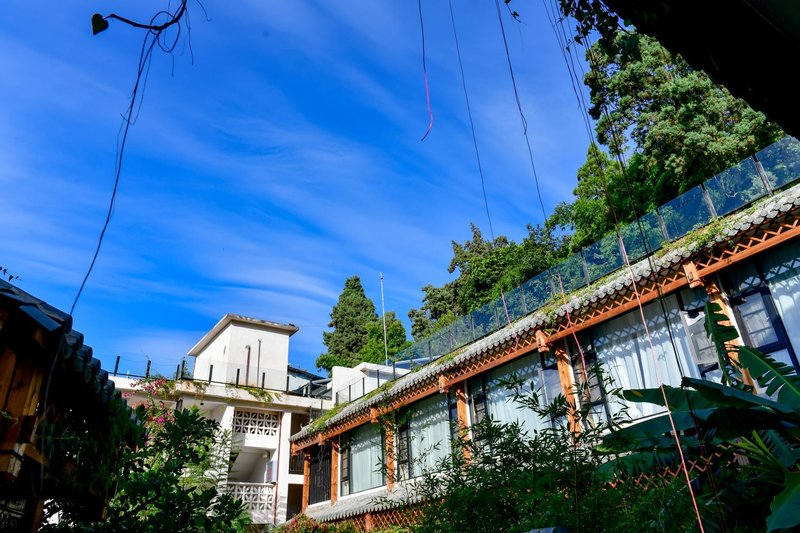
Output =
[
  {"x1": 683, "y1": 261, "x2": 704, "y2": 288},
  {"x1": 535, "y1": 329, "x2": 550, "y2": 352},
  {"x1": 438, "y1": 375, "x2": 449, "y2": 394}
]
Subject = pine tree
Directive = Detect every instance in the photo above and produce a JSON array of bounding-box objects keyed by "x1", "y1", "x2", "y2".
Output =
[
  {"x1": 315, "y1": 276, "x2": 378, "y2": 374},
  {"x1": 358, "y1": 312, "x2": 412, "y2": 364}
]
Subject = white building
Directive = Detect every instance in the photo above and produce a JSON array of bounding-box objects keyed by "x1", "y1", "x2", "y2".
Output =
[{"x1": 112, "y1": 314, "x2": 332, "y2": 526}]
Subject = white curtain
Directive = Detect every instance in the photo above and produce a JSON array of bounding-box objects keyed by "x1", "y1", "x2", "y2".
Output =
[
  {"x1": 409, "y1": 394, "x2": 451, "y2": 477},
  {"x1": 761, "y1": 240, "x2": 800, "y2": 368},
  {"x1": 348, "y1": 423, "x2": 383, "y2": 494},
  {"x1": 593, "y1": 295, "x2": 699, "y2": 420},
  {"x1": 484, "y1": 354, "x2": 549, "y2": 435}
]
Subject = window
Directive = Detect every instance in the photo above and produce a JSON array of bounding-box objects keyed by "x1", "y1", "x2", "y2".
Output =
[
  {"x1": 677, "y1": 287, "x2": 721, "y2": 381},
  {"x1": 567, "y1": 336, "x2": 610, "y2": 426},
  {"x1": 447, "y1": 389, "x2": 460, "y2": 445},
  {"x1": 725, "y1": 254, "x2": 800, "y2": 373},
  {"x1": 395, "y1": 394, "x2": 451, "y2": 480},
  {"x1": 340, "y1": 424, "x2": 384, "y2": 496},
  {"x1": 308, "y1": 443, "x2": 331, "y2": 505},
  {"x1": 590, "y1": 294, "x2": 700, "y2": 420},
  {"x1": 467, "y1": 352, "x2": 555, "y2": 437}
]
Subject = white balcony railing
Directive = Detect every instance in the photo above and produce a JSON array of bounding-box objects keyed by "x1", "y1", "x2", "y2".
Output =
[{"x1": 223, "y1": 482, "x2": 276, "y2": 524}]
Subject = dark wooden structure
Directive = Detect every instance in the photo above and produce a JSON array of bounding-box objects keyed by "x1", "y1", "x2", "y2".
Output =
[
  {"x1": 0, "y1": 281, "x2": 137, "y2": 531},
  {"x1": 602, "y1": 0, "x2": 800, "y2": 138}
]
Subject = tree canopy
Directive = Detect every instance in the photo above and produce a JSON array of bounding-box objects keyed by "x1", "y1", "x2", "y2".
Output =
[
  {"x1": 358, "y1": 311, "x2": 412, "y2": 364},
  {"x1": 408, "y1": 223, "x2": 565, "y2": 340},
  {"x1": 408, "y1": 28, "x2": 781, "y2": 342},
  {"x1": 316, "y1": 276, "x2": 410, "y2": 373},
  {"x1": 585, "y1": 32, "x2": 782, "y2": 209}
]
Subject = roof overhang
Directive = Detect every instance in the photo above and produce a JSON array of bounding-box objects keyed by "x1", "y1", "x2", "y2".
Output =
[
  {"x1": 188, "y1": 313, "x2": 299, "y2": 356},
  {"x1": 603, "y1": 0, "x2": 800, "y2": 138}
]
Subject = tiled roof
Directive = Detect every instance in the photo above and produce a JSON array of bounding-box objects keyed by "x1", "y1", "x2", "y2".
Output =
[
  {"x1": 290, "y1": 183, "x2": 800, "y2": 444},
  {"x1": 306, "y1": 483, "x2": 425, "y2": 522},
  {"x1": 0, "y1": 279, "x2": 135, "y2": 419}
]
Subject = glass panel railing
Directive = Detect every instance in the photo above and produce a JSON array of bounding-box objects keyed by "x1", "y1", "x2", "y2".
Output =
[
  {"x1": 583, "y1": 232, "x2": 624, "y2": 281},
  {"x1": 472, "y1": 300, "x2": 500, "y2": 339},
  {"x1": 451, "y1": 314, "x2": 474, "y2": 348},
  {"x1": 339, "y1": 137, "x2": 800, "y2": 405},
  {"x1": 658, "y1": 186, "x2": 714, "y2": 241},
  {"x1": 705, "y1": 157, "x2": 767, "y2": 217},
  {"x1": 501, "y1": 286, "x2": 527, "y2": 322},
  {"x1": 619, "y1": 212, "x2": 666, "y2": 262},
  {"x1": 554, "y1": 253, "x2": 588, "y2": 294},
  {"x1": 757, "y1": 136, "x2": 800, "y2": 190},
  {"x1": 520, "y1": 270, "x2": 553, "y2": 311}
]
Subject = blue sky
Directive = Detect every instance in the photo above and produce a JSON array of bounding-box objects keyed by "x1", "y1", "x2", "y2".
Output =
[{"x1": 0, "y1": 0, "x2": 592, "y2": 375}]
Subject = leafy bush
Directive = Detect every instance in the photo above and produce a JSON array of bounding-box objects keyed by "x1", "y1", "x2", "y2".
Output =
[
  {"x1": 44, "y1": 379, "x2": 250, "y2": 532},
  {"x1": 398, "y1": 369, "x2": 697, "y2": 533},
  {"x1": 272, "y1": 515, "x2": 359, "y2": 533}
]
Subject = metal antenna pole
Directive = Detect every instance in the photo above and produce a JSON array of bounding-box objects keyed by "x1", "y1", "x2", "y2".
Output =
[{"x1": 380, "y1": 272, "x2": 389, "y2": 366}]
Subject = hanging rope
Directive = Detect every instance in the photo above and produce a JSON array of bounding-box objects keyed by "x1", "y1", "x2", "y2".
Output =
[
  {"x1": 417, "y1": 0, "x2": 434, "y2": 141},
  {"x1": 493, "y1": 0, "x2": 591, "y2": 392},
  {"x1": 550, "y1": 11, "x2": 707, "y2": 529},
  {"x1": 448, "y1": 0, "x2": 519, "y2": 348},
  {"x1": 448, "y1": 0, "x2": 494, "y2": 239}
]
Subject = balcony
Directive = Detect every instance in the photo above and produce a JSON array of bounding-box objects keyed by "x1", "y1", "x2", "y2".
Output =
[{"x1": 222, "y1": 482, "x2": 276, "y2": 525}]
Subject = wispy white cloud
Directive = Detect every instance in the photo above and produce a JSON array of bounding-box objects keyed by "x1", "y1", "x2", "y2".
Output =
[{"x1": 0, "y1": 0, "x2": 591, "y2": 374}]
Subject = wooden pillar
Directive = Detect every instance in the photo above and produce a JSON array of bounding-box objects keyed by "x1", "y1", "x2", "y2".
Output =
[
  {"x1": 554, "y1": 343, "x2": 579, "y2": 435},
  {"x1": 703, "y1": 278, "x2": 755, "y2": 387},
  {"x1": 330, "y1": 440, "x2": 339, "y2": 505},
  {"x1": 453, "y1": 381, "x2": 471, "y2": 461},
  {"x1": 384, "y1": 419, "x2": 396, "y2": 491},
  {"x1": 301, "y1": 451, "x2": 311, "y2": 513},
  {"x1": 365, "y1": 511, "x2": 374, "y2": 531}
]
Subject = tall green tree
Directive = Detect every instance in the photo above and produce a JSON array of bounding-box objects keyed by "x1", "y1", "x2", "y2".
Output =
[
  {"x1": 547, "y1": 144, "x2": 634, "y2": 251},
  {"x1": 316, "y1": 276, "x2": 378, "y2": 374},
  {"x1": 408, "y1": 224, "x2": 563, "y2": 340},
  {"x1": 408, "y1": 284, "x2": 461, "y2": 340},
  {"x1": 358, "y1": 311, "x2": 412, "y2": 364},
  {"x1": 585, "y1": 32, "x2": 782, "y2": 208}
]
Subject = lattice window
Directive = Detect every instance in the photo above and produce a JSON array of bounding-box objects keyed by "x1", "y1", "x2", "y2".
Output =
[
  {"x1": 224, "y1": 483, "x2": 275, "y2": 524},
  {"x1": 232, "y1": 409, "x2": 279, "y2": 436}
]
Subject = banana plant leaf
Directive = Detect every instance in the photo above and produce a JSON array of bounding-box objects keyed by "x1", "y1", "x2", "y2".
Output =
[
  {"x1": 767, "y1": 471, "x2": 800, "y2": 532},
  {"x1": 737, "y1": 347, "x2": 800, "y2": 414}
]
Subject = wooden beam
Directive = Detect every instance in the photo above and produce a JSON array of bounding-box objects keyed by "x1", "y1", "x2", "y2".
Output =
[
  {"x1": 330, "y1": 440, "x2": 339, "y2": 505},
  {"x1": 535, "y1": 330, "x2": 550, "y2": 351},
  {"x1": 683, "y1": 261, "x2": 703, "y2": 288},
  {"x1": 301, "y1": 451, "x2": 311, "y2": 513},
  {"x1": 384, "y1": 420, "x2": 395, "y2": 491},
  {"x1": 437, "y1": 374, "x2": 448, "y2": 394},
  {"x1": 454, "y1": 381, "x2": 471, "y2": 461},
  {"x1": 546, "y1": 274, "x2": 689, "y2": 344},
  {"x1": 696, "y1": 221, "x2": 800, "y2": 279},
  {"x1": 553, "y1": 343, "x2": 579, "y2": 435},
  {"x1": 703, "y1": 278, "x2": 755, "y2": 388}
]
